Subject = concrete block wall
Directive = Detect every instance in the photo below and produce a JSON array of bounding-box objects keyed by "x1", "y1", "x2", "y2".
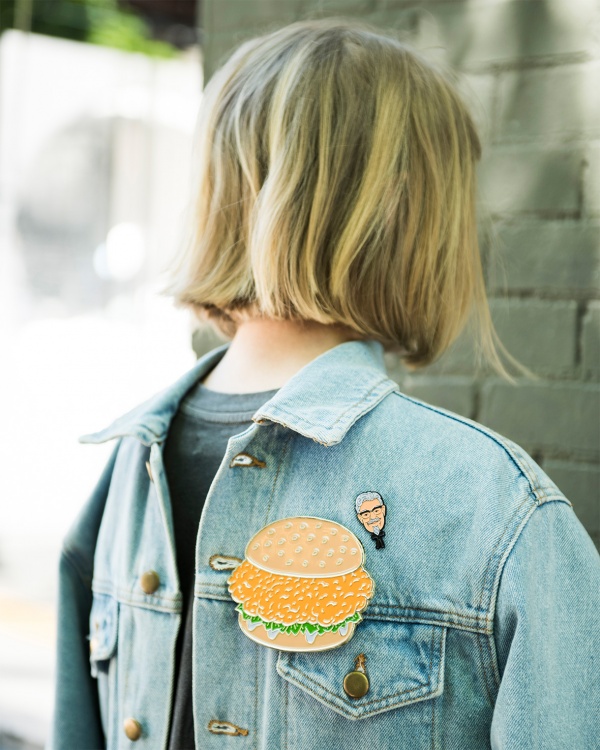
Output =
[{"x1": 198, "y1": 0, "x2": 600, "y2": 549}]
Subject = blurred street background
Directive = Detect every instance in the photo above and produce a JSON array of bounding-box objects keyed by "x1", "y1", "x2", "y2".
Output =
[
  {"x1": 0, "y1": 1, "x2": 202, "y2": 745},
  {"x1": 1, "y1": 0, "x2": 599, "y2": 747}
]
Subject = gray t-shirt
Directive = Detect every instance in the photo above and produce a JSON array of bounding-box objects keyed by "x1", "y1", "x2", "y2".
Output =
[{"x1": 164, "y1": 379, "x2": 279, "y2": 750}]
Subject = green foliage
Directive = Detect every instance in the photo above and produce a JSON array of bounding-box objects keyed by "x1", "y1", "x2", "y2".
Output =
[
  {"x1": 1, "y1": 0, "x2": 177, "y2": 59},
  {"x1": 86, "y1": 1, "x2": 176, "y2": 58}
]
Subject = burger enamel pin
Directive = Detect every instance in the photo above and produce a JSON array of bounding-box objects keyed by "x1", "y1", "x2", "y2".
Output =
[{"x1": 227, "y1": 516, "x2": 375, "y2": 652}]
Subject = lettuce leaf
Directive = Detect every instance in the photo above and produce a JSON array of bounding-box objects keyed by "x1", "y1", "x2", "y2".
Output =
[{"x1": 235, "y1": 603, "x2": 362, "y2": 635}]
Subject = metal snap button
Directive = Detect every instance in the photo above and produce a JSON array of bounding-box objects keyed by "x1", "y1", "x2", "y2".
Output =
[
  {"x1": 343, "y1": 670, "x2": 369, "y2": 698},
  {"x1": 140, "y1": 570, "x2": 160, "y2": 595},
  {"x1": 123, "y1": 718, "x2": 142, "y2": 741},
  {"x1": 343, "y1": 653, "x2": 369, "y2": 698}
]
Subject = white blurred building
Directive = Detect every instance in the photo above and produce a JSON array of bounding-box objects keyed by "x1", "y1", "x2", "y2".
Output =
[{"x1": 0, "y1": 30, "x2": 205, "y2": 745}]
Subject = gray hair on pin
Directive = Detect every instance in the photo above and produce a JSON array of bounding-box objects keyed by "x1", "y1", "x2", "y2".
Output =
[{"x1": 355, "y1": 491, "x2": 383, "y2": 513}]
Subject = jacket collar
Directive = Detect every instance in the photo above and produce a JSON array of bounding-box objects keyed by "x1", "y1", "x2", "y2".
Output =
[{"x1": 80, "y1": 338, "x2": 399, "y2": 447}]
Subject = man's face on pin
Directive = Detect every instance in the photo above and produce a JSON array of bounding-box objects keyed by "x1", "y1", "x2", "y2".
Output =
[{"x1": 357, "y1": 498, "x2": 386, "y2": 533}]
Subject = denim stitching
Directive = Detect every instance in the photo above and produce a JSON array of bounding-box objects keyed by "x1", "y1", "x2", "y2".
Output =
[
  {"x1": 477, "y1": 492, "x2": 535, "y2": 618},
  {"x1": 257, "y1": 378, "x2": 392, "y2": 433},
  {"x1": 363, "y1": 612, "x2": 489, "y2": 635},
  {"x1": 193, "y1": 595, "x2": 494, "y2": 633},
  {"x1": 201, "y1": 580, "x2": 233, "y2": 590},
  {"x1": 281, "y1": 625, "x2": 442, "y2": 711},
  {"x1": 476, "y1": 631, "x2": 494, "y2": 709},
  {"x1": 485, "y1": 632, "x2": 502, "y2": 695},
  {"x1": 91, "y1": 583, "x2": 183, "y2": 613},
  {"x1": 327, "y1": 379, "x2": 395, "y2": 429},
  {"x1": 484, "y1": 500, "x2": 541, "y2": 690},
  {"x1": 280, "y1": 666, "x2": 435, "y2": 714},
  {"x1": 480, "y1": 495, "x2": 539, "y2": 620},
  {"x1": 283, "y1": 666, "x2": 288, "y2": 750},
  {"x1": 254, "y1": 641, "x2": 258, "y2": 750},
  {"x1": 430, "y1": 671, "x2": 435, "y2": 750},
  {"x1": 432, "y1": 628, "x2": 446, "y2": 750},
  {"x1": 194, "y1": 592, "x2": 231, "y2": 602},
  {"x1": 265, "y1": 432, "x2": 294, "y2": 523},
  {"x1": 372, "y1": 603, "x2": 489, "y2": 622}
]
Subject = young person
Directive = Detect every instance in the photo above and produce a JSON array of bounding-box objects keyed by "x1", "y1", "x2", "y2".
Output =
[{"x1": 49, "y1": 17, "x2": 600, "y2": 750}]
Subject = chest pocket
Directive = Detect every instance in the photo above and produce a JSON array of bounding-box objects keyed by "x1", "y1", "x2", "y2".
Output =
[{"x1": 276, "y1": 618, "x2": 446, "y2": 728}]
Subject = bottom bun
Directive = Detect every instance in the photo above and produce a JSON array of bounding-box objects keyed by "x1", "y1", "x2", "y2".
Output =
[{"x1": 237, "y1": 614, "x2": 356, "y2": 652}]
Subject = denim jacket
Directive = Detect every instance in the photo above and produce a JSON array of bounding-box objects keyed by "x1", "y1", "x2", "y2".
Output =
[{"x1": 49, "y1": 339, "x2": 600, "y2": 750}]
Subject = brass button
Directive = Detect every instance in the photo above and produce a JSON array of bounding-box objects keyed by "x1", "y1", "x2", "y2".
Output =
[
  {"x1": 343, "y1": 670, "x2": 369, "y2": 699},
  {"x1": 123, "y1": 718, "x2": 142, "y2": 741},
  {"x1": 140, "y1": 570, "x2": 160, "y2": 594}
]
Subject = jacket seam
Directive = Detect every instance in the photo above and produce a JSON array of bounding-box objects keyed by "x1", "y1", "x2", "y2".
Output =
[
  {"x1": 91, "y1": 582, "x2": 183, "y2": 613},
  {"x1": 278, "y1": 624, "x2": 442, "y2": 714},
  {"x1": 476, "y1": 631, "x2": 495, "y2": 709},
  {"x1": 265, "y1": 432, "x2": 295, "y2": 523},
  {"x1": 191, "y1": 593, "x2": 495, "y2": 633},
  {"x1": 477, "y1": 492, "x2": 536, "y2": 619},
  {"x1": 486, "y1": 499, "x2": 544, "y2": 690}
]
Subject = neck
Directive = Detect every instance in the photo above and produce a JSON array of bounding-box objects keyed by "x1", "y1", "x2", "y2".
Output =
[{"x1": 200, "y1": 318, "x2": 362, "y2": 393}]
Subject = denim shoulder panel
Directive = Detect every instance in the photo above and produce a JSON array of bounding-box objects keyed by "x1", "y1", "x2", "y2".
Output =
[
  {"x1": 391, "y1": 392, "x2": 570, "y2": 507},
  {"x1": 310, "y1": 389, "x2": 570, "y2": 634}
]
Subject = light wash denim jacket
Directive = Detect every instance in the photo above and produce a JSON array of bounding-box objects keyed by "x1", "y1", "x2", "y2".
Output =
[{"x1": 49, "y1": 339, "x2": 600, "y2": 750}]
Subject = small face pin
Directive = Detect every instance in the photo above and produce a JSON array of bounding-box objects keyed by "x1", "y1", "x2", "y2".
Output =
[{"x1": 355, "y1": 491, "x2": 387, "y2": 550}]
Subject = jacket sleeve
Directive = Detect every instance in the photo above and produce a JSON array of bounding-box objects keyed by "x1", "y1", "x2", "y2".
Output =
[
  {"x1": 48, "y1": 440, "x2": 121, "y2": 750},
  {"x1": 490, "y1": 498, "x2": 600, "y2": 749}
]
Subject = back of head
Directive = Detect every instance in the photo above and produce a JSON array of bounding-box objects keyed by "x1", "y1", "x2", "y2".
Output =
[{"x1": 168, "y1": 17, "x2": 498, "y2": 371}]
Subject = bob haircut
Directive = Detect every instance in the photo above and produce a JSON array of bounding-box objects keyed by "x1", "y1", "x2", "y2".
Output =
[{"x1": 167, "y1": 17, "x2": 518, "y2": 376}]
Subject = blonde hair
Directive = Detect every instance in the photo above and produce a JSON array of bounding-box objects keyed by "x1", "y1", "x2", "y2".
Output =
[{"x1": 166, "y1": 17, "x2": 522, "y2": 378}]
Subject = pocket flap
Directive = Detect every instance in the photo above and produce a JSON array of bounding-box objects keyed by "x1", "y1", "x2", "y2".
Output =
[
  {"x1": 276, "y1": 619, "x2": 446, "y2": 720},
  {"x1": 89, "y1": 593, "x2": 118, "y2": 662}
]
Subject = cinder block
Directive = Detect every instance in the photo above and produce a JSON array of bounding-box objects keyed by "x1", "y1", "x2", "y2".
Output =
[
  {"x1": 454, "y1": 72, "x2": 496, "y2": 146},
  {"x1": 497, "y1": 62, "x2": 600, "y2": 141},
  {"x1": 192, "y1": 324, "x2": 227, "y2": 359},
  {"x1": 487, "y1": 299, "x2": 578, "y2": 377},
  {"x1": 202, "y1": 33, "x2": 244, "y2": 80},
  {"x1": 384, "y1": 321, "x2": 481, "y2": 377},
  {"x1": 581, "y1": 302, "x2": 600, "y2": 380},
  {"x1": 204, "y1": 0, "x2": 303, "y2": 34},
  {"x1": 414, "y1": 0, "x2": 598, "y2": 72},
  {"x1": 544, "y1": 460, "x2": 600, "y2": 536},
  {"x1": 486, "y1": 221, "x2": 600, "y2": 297},
  {"x1": 395, "y1": 375, "x2": 476, "y2": 419},
  {"x1": 480, "y1": 380, "x2": 600, "y2": 460},
  {"x1": 477, "y1": 146, "x2": 583, "y2": 215},
  {"x1": 304, "y1": 0, "x2": 376, "y2": 13},
  {"x1": 584, "y1": 143, "x2": 600, "y2": 217}
]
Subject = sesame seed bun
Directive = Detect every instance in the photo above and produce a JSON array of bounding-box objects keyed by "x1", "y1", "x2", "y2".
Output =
[
  {"x1": 237, "y1": 614, "x2": 356, "y2": 652},
  {"x1": 245, "y1": 516, "x2": 364, "y2": 577}
]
